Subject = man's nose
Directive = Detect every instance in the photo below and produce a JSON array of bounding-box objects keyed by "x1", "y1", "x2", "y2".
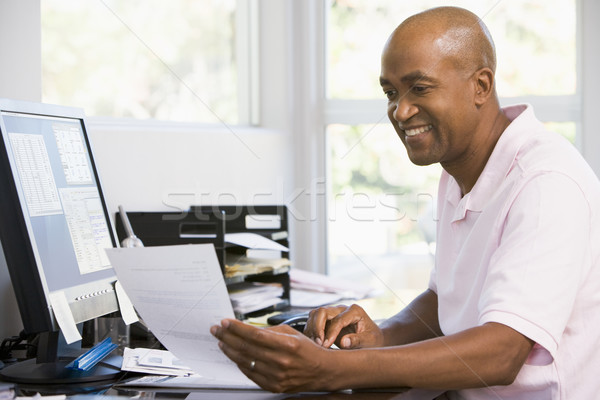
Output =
[{"x1": 391, "y1": 96, "x2": 418, "y2": 123}]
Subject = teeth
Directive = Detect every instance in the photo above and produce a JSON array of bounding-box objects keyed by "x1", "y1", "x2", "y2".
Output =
[{"x1": 405, "y1": 125, "x2": 432, "y2": 137}]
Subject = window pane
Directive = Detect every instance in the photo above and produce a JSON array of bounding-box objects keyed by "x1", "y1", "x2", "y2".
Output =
[
  {"x1": 327, "y1": 0, "x2": 576, "y2": 99},
  {"x1": 545, "y1": 122, "x2": 576, "y2": 144},
  {"x1": 42, "y1": 0, "x2": 238, "y2": 123},
  {"x1": 327, "y1": 123, "x2": 441, "y2": 296}
]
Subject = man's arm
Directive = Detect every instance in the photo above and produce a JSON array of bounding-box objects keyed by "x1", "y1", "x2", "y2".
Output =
[
  {"x1": 379, "y1": 288, "x2": 443, "y2": 346},
  {"x1": 304, "y1": 288, "x2": 443, "y2": 349},
  {"x1": 334, "y1": 321, "x2": 534, "y2": 391},
  {"x1": 211, "y1": 317, "x2": 534, "y2": 392}
]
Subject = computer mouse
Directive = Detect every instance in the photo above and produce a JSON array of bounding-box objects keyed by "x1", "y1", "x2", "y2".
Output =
[{"x1": 281, "y1": 315, "x2": 308, "y2": 332}]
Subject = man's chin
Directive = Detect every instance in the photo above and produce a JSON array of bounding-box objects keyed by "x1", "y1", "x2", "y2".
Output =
[{"x1": 407, "y1": 154, "x2": 437, "y2": 166}]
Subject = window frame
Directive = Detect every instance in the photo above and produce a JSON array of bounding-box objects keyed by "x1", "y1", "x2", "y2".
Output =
[
  {"x1": 40, "y1": 0, "x2": 260, "y2": 127},
  {"x1": 294, "y1": 0, "x2": 599, "y2": 274}
]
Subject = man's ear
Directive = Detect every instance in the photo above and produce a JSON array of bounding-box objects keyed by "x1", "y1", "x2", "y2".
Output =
[{"x1": 474, "y1": 67, "x2": 494, "y2": 106}]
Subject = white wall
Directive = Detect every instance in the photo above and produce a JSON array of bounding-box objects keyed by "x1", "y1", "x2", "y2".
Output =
[
  {"x1": 0, "y1": 0, "x2": 41, "y2": 340},
  {"x1": 0, "y1": 0, "x2": 41, "y2": 102},
  {"x1": 87, "y1": 122, "x2": 293, "y2": 226},
  {"x1": 581, "y1": 0, "x2": 600, "y2": 175}
]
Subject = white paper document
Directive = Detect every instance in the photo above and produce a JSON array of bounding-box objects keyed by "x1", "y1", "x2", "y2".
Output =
[
  {"x1": 105, "y1": 244, "x2": 258, "y2": 389},
  {"x1": 114, "y1": 280, "x2": 139, "y2": 325},
  {"x1": 290, "y1": 268, "x2": 374, "y2": 299},
  {"x1": 290, "y1": 289, "x2": 343, "y2": 308},
  {"x1": 48, "y1": 290, "x2": 82, "y2": 344},
  {"x1": 225, "y1": 232, "x2": 288, "y2": 252},
  {"x1": 121, "y1": 347, "x2": 193, "y2": 376}
]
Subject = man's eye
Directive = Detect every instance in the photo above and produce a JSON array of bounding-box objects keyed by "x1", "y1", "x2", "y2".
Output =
[
  {"x1": 412, "y1": 85, "x2": 429, "y2": 94},
  {"x1": 384, "y1": 90, "x2": 396, "y2": 99}
]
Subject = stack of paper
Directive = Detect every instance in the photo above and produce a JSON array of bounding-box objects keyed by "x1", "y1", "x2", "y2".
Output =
[
  {"x1": 224, "y1": 232, "x2": 291, "y2": 280},
  {"x1": 289, "y1": 288, "x2": 344, "y2": 308},
  {"x1": 290, "y1": 269, "x2": 375, "y2": 299},
  {"x1": 228, "y1": 282, "x2": 284, "y2": 315},
  {"x1": 121, "y1": 348, "x2": 194, "y2": 376},
  {"x1": 224, "y1": 232, "x2": 289, "y2": 253},
  {"x1": 225, "y1": 254, "x2": 290, "y2": 279}
]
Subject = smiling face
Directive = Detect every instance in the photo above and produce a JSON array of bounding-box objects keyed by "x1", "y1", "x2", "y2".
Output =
[
  {"x1": 381, "y1": 47, "x2": 477, "y2": 167},
  {"x1": 380, "y1": 7, "x2": 497, "y2": 171}
]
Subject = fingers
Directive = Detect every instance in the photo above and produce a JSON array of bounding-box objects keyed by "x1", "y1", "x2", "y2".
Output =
[
  {"x1": 305, "y1": 304, "x2": 383, "y2": 349},
  {"x1": 213, "y1": 329, "x2": 288, "y2": 392},
  {"x1": 211, "y1": 318, "x2": 308, "y2": 362},
  {"x1": 322, "y1": 308, "x2": 363, "y2": 348},
  {"x1": 210, "y1": 319, "x2": 284, "y2": 389},
  {"x1": 210, "y1": 319, "x2": 323, "y2": 393},
  {"x1": 212, "y1": 319, "x2": 287, "y2": 351},
  {"x1": 304, "y1": 304, "x2": 369, "y2": 348},
  {"x1": 304, "y1": 305, "x2": 348, "y2": 346},
  {"x1": 337, "y1": 332, "x2": 360, "y2": 349}
]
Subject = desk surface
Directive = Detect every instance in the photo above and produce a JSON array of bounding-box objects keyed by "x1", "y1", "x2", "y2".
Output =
[{"x1": 8, "y1": 375, "x2": 445, "y2": 400}]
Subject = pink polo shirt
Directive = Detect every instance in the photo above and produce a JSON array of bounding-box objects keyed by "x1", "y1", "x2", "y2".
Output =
[{"x1": 430, "y1": 104, "x2": 600, "y2": 399}]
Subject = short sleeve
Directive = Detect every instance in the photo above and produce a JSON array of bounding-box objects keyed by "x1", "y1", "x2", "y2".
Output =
[{"x1": 478, "y1": 172, "x2": 591, "y2": 358}]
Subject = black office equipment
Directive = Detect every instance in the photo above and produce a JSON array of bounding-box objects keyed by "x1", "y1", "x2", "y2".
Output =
[
  {"x1": 0, "y1": 99, "x2": 121, "y2": 383},
  {"x1": 280, "y1": 315, "x2": 308, "y2": 332},
  {"x1": 267, "y1": 310, "x2": 310, "y2": 326},
  {"x1": 115, "y1": 208, "x2": 227, "y2": 270},
  {"x1": 115, "y1": 205, "x2": 291, "y2": 318}
]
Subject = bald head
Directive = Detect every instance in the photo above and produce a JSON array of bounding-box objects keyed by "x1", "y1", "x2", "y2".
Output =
[
  {"x1": 380, "y1": 6, "x2": 509, "y2": 185},
  {"x1": 387, "y1": 6, "x2": 496, "y2": 77}
]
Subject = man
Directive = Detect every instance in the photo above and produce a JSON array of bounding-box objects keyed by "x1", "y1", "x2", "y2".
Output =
[{"x1": 211, "y1": 6, "x2": 600, "y2": 398}]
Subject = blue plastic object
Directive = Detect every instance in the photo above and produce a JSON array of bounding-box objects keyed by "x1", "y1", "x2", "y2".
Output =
[{"x1": 66, "y1": 337, "x2": 118, "y2": 372}]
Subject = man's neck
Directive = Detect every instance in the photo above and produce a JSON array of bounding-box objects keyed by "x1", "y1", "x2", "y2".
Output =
[{"x1": 443, "y1": 108, "x2": 511, "y2": 196}]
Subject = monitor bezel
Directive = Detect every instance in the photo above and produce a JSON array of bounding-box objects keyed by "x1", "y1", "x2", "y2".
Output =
[{"x1": 0, "y1": 98, "x2": 119, "y2": 336}]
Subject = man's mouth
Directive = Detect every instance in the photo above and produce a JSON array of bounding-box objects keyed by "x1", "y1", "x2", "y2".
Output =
[{"x1": 404, "y1": 124, "x2": 433, "y2": 137}]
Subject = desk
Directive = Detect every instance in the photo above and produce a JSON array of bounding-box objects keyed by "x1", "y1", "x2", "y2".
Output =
[
  {"x1": 2, "y1": 291, "x2": 435, "y2": 399},
  {"x1": 10, "y1": 379, "x2": 445, "y2": 400},
  {"x1": 2, "y1": 348, "x2": 444, "y2": 399}
]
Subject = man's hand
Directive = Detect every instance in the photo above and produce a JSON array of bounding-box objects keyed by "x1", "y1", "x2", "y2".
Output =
[
  {"x1": 304, "y1": 304, "x2": 384, "y2": 349},
  {"x1": 210, "y1": 319, "x2": 340, "y2": 393}
]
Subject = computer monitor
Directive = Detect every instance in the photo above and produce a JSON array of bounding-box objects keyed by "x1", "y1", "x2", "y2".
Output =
[{"x1": 0, "y1": 99, "x2": 121, "y2": 383}]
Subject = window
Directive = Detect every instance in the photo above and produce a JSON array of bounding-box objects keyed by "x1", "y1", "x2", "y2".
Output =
[
  {"x1": 325, "y1": 0, "x2": 578, "y2": 299},
  {"x1": 327, "y1": 122, "x2": 441, "y2": 301},
  {"x1": 41, "y1": 0, "x2": 253, "y2": 125},
  {"x1": 327, "y1": 0, "x2": 576, "y2": 99}
]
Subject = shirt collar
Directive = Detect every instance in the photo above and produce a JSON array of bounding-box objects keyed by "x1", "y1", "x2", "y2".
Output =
[{"x1": 446, "y1": 104, "x2": 542, "y2": 219}]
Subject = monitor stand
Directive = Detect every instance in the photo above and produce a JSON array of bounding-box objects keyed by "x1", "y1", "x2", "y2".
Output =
[
  {"x1": 0, "y1": 358, "x2": 121, "y2": 384},
  {"x1": 0, "y1": 331, "x2": 122, "y2": 384}
]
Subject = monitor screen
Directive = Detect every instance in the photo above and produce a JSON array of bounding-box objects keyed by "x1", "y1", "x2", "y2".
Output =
[{"x1": 0, "y1": 99, "x2": 118, "y2": 337}]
